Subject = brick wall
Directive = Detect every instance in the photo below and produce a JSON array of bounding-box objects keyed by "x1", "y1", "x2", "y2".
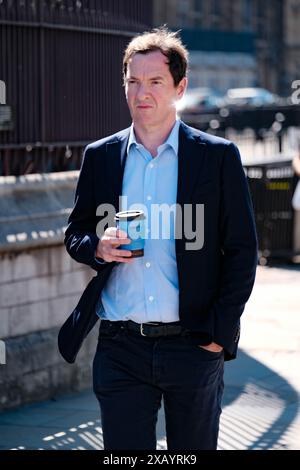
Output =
[{"x1": 0, "y1": 172, "x2": 99, "y2": 411}]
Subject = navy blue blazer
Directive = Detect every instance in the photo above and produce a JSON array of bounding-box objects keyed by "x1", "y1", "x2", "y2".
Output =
[{"x1": 58, "y1": 122, "x2": 258, "y2": 363}]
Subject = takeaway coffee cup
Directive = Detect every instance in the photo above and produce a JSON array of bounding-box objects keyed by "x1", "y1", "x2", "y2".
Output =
[{"x1": 115, "y1": 210, "x2": 145, "y2": 258}]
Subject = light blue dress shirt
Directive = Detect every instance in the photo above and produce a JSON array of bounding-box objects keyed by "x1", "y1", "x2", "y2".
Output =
[{"x1": 97, "y1": 120, "x2": 180, "y2": 323}]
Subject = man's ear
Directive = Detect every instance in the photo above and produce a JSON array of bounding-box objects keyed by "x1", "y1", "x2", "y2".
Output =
[{"x1": 177, "y1": 77, "x2": 188, "y2": 99}]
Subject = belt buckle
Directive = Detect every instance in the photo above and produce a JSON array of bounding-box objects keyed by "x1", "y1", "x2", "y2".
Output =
[
  {"x1": 140, "y1": 322, "x2": 159, "y2": 337},
  {"x1": 140, "y1": 323, "x2": 147, "y2": 336}
]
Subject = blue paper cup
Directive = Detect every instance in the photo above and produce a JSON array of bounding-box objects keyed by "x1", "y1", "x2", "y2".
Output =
[{"x1": 115, "y1": 210, "x2": 145, "y2": 258}]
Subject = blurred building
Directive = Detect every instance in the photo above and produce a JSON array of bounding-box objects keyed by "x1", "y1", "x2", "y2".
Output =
[
  {"x1": 154, "y1": 0, "x2": 299, "y2": 95},
  {"x1": 283, "y1": 0, "x2": 300, "y2": 94}
]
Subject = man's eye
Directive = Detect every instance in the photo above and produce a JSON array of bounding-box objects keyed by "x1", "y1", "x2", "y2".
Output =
[
  {"x1": 128, "y1": 80, "x2": 137, "y2": 84},
  {"x1": 152, "y1": 81, "x2": 161, "y2": 85}
]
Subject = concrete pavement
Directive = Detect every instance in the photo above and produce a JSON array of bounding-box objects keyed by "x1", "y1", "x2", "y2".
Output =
[{"x1": 0, "y1": 264, "x2": 299, "y2": 450}]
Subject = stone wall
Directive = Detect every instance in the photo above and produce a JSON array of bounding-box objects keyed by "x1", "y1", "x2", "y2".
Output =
[{"x1": 0, "y1": 172, "x2": 99, "y2": 411}]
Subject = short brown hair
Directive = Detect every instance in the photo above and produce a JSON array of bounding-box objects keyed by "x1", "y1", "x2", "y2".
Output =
[{"x1": 123, "y1": 26, "x2": 188, "y2": 87}]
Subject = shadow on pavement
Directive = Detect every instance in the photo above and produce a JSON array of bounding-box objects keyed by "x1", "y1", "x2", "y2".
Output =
[
  {"x1": 218, "y1": 350, "x2": 299, "y2": 450},
  {"x1": 0, "y1": 350, "x2": 298, "y2": 450}
]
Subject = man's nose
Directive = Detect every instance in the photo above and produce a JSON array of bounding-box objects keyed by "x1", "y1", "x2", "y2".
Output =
[{"x1": 136, "y1": 84, "x2": 149, "y2": 100}]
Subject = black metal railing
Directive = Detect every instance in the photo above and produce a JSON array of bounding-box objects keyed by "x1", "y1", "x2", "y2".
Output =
[{"x1": 0, "y1": 0, "x2": 153, "y2": 175}]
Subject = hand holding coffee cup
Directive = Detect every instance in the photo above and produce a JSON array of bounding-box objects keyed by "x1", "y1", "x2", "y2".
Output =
[
  {"x1": 95, "y1": 226, "x2": 134, "y2": 263},
  {"x1": 115, "y1": 210, "x2": 145, "y2": 258}
]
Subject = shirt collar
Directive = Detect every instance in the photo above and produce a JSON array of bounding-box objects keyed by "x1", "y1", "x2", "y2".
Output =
[{"x1": 127, "y1": 119, "x2": 181, "y2": 156}]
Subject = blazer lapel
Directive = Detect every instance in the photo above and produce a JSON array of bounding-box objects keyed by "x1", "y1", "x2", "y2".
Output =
[
  {"x1": 176, "y1": 122, "x2": 207, "y2": 254},
  {"x1": 105, "y1": 129, "x2": 130, "y2": 212}
]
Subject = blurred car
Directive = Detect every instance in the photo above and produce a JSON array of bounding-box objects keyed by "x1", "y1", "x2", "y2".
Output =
[
  {"x1": 176, "y1": 87, "x2": 224, "y2": 114},
  {"x1": 223, "y1": 87, "x2": 280, "y2": 107}
]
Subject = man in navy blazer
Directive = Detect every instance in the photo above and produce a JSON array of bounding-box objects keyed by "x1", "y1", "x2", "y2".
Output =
[{"x1": 59, "y1": 27, "x2": 257, "y2": 450}]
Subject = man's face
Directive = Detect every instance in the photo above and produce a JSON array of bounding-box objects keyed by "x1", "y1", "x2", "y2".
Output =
[{"x1": 125, "y1": 50, "x2": 187, "y2": 129}]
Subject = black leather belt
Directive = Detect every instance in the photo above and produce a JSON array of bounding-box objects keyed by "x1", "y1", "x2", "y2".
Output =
[
  {"x1": 101, "y1": 319, "x2": 184, "y2": 338},
  {"x1": 128, "y1": 320, "x2": 183, "y2": 337}
]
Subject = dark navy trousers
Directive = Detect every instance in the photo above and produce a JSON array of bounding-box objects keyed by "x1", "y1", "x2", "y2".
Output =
[{"x1": 93, "y1": 322, "x2": 224, "y2": 450}]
